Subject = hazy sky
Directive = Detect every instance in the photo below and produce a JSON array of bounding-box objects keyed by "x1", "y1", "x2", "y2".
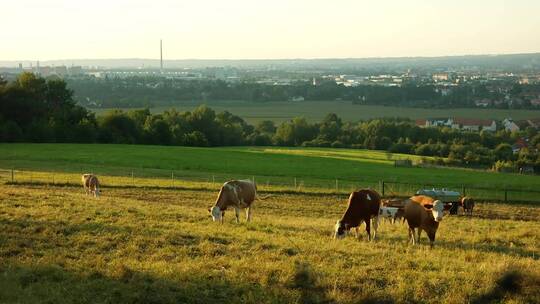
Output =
[{"x1": 2, "y1": 0, "x2": 540, "y2": 60}]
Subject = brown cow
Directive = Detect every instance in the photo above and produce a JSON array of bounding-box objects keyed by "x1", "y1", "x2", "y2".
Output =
[
  {"x1": 209, "y1": 180, "x2": 257, "y2": 223},
  {"x1": 334, "y1": 189, "x2": 381, "y2": 241},
  {"x1": 81, "y1": 174, "x2": 100, "y2": 197},
  {"x1": 461, "y1": 196, "x2": 475, "y2": 216},
  {"x1": 404, "y1": 195, "x2": 444, "y2": 248}
]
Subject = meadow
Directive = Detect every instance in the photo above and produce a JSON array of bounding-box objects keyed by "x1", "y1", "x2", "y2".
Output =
[
  {"x1": 90, "y1": 101, "x2": 540, "y2": 123},
  {"x1": 1, "y1": 143, "x2": 540, "y2": 203},
  {"x1": 0, "y1": 182, "x2": 538, "y2": 303}
]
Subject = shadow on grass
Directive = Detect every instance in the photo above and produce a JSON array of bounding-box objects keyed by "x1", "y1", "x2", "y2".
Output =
[
  {"x1": 0, "y1": 263, "x2": 288, "y2": 304},
  {"x1": 470, "y1": 269, "x2": 540, "y2": 304}
]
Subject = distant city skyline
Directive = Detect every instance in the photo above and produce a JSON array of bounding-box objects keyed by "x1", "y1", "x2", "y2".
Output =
[{"x1": 2, "y1": 0, "x2": 540, "y2": 61}]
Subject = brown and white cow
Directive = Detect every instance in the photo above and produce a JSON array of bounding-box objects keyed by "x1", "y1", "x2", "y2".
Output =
[
  {"x1": 461, "y1": 196, "x2": 475, "y2": 216},
  {"x1": 404, "y1": 195, "x2": 444, "y2": 248},
  {"x1": 81, "y1": 174, "x2": 100, "y2": 197},
  {"x1": 209, "y1": 180, "x2": 257, "y2": 223},
  {"x1": 334, "y1": 189, "x2": 381, "y2": 241}
]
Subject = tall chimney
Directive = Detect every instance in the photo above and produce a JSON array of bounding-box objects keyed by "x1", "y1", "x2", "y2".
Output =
[{"x1": 160, "y1": 39, "x2": 163, "y2": 73}]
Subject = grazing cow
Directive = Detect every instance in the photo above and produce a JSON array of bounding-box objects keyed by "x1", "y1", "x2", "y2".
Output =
[
  {"x1": 334, "y1": 189, "x2": 381, "y2": 241},
  {"x1": 461, "y1": 196, "x2": 475, "y2": 216},
  {"x1": 378, "y1": 206, "x2": 399, "y2": 224},
  {"x1": 81, "y1": 174, "x2": 100, "y2": 197},
  {"x1": 209, "y1": 180, "x2": 257, "y2": 223},
  {"x1": 404, "y1": 195, "x2": 444, "y2": 248}
]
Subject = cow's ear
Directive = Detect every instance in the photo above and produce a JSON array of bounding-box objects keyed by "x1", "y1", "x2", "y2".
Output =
[{"x1": 424, "y1": 204, "x2": 433, "y2": 210}]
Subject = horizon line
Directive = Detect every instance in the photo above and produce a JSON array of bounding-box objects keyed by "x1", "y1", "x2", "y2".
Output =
[{"x1": 3, "y1": 51, "x2": 540, "y2": 63}]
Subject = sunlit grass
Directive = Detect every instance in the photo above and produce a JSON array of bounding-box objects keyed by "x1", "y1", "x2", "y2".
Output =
[{"x1": 0, "y1": 183, "x2": 538, "y2": 303}]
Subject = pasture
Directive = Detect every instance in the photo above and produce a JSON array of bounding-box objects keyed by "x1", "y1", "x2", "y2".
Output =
[
  {"x1": 2, "y1": 143, "x2": 540, "y2": 202},
  {"x1": 0, "y1": 183, "x2": 538, "y2": 303},
  {"x1": 90, "y1": 101, "x2": 540, "y2": 123}
]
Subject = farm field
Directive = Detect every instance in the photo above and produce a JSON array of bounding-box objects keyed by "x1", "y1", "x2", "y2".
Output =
[
  {"x1": 89, "y1": 101, "x2": 540, "y2": 123},
  {"x1": 0, "y1": 183, "x2": 538, "y2": 303},
  {"x1": 1, "y1": 144, "x2": 540, "y2": 200}
]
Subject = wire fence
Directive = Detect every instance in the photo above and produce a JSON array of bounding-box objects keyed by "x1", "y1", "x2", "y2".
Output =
[{"x1": 0, "y1": 167, "x2": 539, "y2": 204}]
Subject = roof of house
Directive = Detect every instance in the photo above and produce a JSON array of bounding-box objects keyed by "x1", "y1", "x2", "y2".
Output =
[{"x1": 453, "y1": 118, "x2": 494, "y2": 126}]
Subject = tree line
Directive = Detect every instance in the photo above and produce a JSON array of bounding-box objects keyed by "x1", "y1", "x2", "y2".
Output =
[
  {"x1": 66, "y1": 76, "x2": 540, "y2": 109},
  {"x1": 2, "y1": 73, "x2": 539, "y2": 172}
]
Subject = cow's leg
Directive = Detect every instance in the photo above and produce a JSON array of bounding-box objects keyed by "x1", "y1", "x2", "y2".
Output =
[
  {"x1": 371, "y1": 217, "x2": 378, "y2": 240},
  {"x1": 354, "y1": 227, "x2": 360, "y2": 239},
  {"x1": 417, "y1": 229, "x2": 422, "y2": 244},
  {"x1": 408, "y1": 227, "x2": 415, "y2": 245},
  {"x1": 234, "y1": 207, "x2": 240, "y2": 223},
  {"x1": 245, "y1": 207, "x2": 252, "y2": 222},
  {"x1": 365, "y1": 219, "x2": 371, "y2": 241}
]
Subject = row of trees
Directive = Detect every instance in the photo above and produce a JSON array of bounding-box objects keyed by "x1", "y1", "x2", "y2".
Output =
[
  {"x1": 2, "y1": 73, "x2": 539, "y2": 172},
  {"x1": 67, "y1": 76, "x2": 540, "y2": 109}
]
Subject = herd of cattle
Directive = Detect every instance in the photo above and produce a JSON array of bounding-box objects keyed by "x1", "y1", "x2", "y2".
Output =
[{"x1": 81, "y1": 174, "x2": 475, "y2": 248}]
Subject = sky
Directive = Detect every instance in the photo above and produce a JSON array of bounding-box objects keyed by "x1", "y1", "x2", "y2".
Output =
[{"x1": 2, "y1": 0, "x2": 540, "y2": 60}]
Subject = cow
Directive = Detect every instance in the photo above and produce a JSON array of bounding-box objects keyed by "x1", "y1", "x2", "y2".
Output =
[
  {"x1": 461, "y1": 196, "x2": 475, "y2": 216},
  {"x1": 404, "y1": 195, "x2": 444, "y2": 248},
  {"x1": 81, "y1": 174, "x2": 100, "y2": 197},
  {"x1": 378, "y1": 206, "x2": 399, "y2": 224},
  {"x1": 334, "y1": 189, "x2": 381, "y2": 241},
  {"x1": 209, "y1": 180, "x2": 258, "y2": 224}
]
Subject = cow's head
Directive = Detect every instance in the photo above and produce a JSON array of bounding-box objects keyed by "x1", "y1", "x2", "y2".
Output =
[
  {"x1": 209, "y1": 206, "x2": 223, "y2": 222},
  {"x1": 431, "y1": 200, "x2": 444, "y2": 222},
  {"x1": 334, "y1": 220, "x2": 348, "y2": 239}
]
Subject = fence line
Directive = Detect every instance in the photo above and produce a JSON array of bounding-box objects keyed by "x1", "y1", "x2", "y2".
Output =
[{"x1": 0, "y1": 167, "x2": 538, "y2": 203}]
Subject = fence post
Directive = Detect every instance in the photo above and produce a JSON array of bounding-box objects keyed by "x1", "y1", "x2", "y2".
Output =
[
  {"x1": 212, "y1": 175, "x2": 215, "y2": 186},
  {"x1": 294, "y1": 177, "x2": 297, "y2": 189},
  {"x1": 504, "y1": 189, "x2": 508, "y2": 203},
  {"x1": 11, "y1": 169, "x2": 14, "y2": 183},
  {"x1": 335, "y1": 179, "x2": 339, "y2": 192},
  {"x1": 131, "y1": 171, "x2": 134, "y2": 186},
  {"x1": 379, "y1": 180, "x2": 385, "y2": 196},
  {"x1": 171, "y1": 171, "x2": 174, "y2": 187}
]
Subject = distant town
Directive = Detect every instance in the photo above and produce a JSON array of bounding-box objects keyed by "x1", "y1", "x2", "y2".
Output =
[{"x1": 2, "y1": 54, "x2": 540, "y2": 111}]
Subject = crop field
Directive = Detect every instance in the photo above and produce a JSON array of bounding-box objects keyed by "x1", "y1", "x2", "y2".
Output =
[
  {"x1": 2, "y1": 144, "x2": 540, "y2": 203},
  {"x1": 90, "y1": 101, "x2": 540, "y2": 123},
  {"x1": 0, "y1": 182, "x2": 539, "y2": 303}
]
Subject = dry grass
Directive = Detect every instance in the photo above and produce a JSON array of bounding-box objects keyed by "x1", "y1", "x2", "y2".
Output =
[{"x1": 0, "y1": 183, "x2": 539, "y2": 303}]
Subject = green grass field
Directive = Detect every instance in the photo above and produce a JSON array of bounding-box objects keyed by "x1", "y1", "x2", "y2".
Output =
[
  {"x1": 90, "y1": 101, "x2": 540, "y2": 123},
  {"x1": 1, "y1": 183, "x2": 538, "y2": 303},
  {"x1": 1, "y1": 143, "x2": 540, "y2": 203}
]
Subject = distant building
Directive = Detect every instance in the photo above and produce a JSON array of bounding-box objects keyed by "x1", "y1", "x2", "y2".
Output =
[
  {"x1": 512, "y1": 138, "x2": 528, "y2": 154},
  {"x1": 530, "y1": 98, "x2": 540, "y2": 107},
  {"x1": 452, "y1": 118, "x2": 497, "y2": 132},
  {"x1": 502, "y1": 118, "x2": 520, "y2": 132},
  {"x1": 432, "y1": 73, "x2": 450, "y2": 82},
  {"x1": 425, "y1": 118, "x2": 452, "y2": 127},
  {"x1": 290, "y1": 96, "x2": 305, "y2": 102},
  {"x1": 474, "y1": 99, "x2": 493, "y2": 107}
]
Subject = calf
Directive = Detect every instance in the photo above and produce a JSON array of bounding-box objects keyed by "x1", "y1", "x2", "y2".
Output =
[
  {"x1": 81, "y1": 174, "x2": 100, "y2": 197},
  {"x1": 334, "y1": 189, "x2": 381, "y2": 241},
  {"x1": 461, "y1": 196, "x2": 475, "y2": 216},
  {"x1": 404, "y1": 195, "x2": 444, "y2": 248}
]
